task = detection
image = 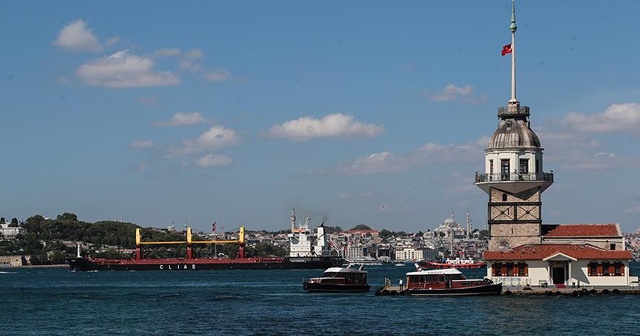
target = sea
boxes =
[2,263,640,336]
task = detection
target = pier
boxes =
[375,284,640,296]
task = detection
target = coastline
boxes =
[11,264,68,269]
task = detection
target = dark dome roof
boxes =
[488,119,540,149]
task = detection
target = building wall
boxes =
[489,223,541,250]
[0,255,24,267]
[488,187,542,250]
[542,237,626,251]
[488,260,636,288]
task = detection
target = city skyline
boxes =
[1,1,640,233]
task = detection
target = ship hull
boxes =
[407,283,502,296]
[66,257,344,272]
[303,282,371,293]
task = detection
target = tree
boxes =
[351,224,372,231]
[57,213,78,222]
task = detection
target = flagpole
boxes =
[509,0,518,106]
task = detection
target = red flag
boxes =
[212,222,216,233]
[501,43,512,56]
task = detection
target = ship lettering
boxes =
[160,265,164,270]
[183,264,188,270]
[192,264,196,270]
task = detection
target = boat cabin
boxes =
[307,265,367,285]
[406,268,486,290]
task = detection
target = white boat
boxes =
[303,263,371,293]
[404,264,502,296]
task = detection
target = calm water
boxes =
[2,264,640,336]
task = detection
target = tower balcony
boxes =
[474,171,554,195]
[498,105,530,118]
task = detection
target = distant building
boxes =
[395,247,438,262]
[433,213,466,239]
[0,223,26,240]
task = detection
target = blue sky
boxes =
[1,1,640,234]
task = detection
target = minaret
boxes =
[466,211,472,240]
[474,0,554,251]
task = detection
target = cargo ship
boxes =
[66,209,344,271]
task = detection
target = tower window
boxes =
[502,194,508,202]
[501,160,510,180]
[519,159,529,174]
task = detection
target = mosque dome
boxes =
[488,119,540,149]
[442,214,458,228]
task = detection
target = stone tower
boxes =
[474,1,554,250]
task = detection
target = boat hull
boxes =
[66,256,344,271]
[407,283,502,296]
[303,282,371,293]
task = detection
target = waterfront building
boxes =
[476,1,635,289]
[0,223,27,239]
[395,247,438,262]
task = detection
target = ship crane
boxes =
[134,226,246,260]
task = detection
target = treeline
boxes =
[0,212,288,265]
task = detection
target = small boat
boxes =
[404,264,502,296]
[303,263,371,293]
[419,257,486,269]
[394,261,406,267]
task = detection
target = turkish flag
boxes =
[501,43,512,56]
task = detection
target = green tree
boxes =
[351,224,372,230]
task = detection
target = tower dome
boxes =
[488,117,541,149]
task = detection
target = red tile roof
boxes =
[484,243,632,261]
[544,224,620,237]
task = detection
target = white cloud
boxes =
[336,139,483,174]
[195,154,233,168]
[167,125,239,157]
[53,19,102,52]
[186,49,203,59]
[179,49,206,72]
[205,69,232,82]
[130,140,154,149]
[76,50,180,88]
[562,103,640,134]
[267,113,384,141]
[153,112,207,127]
[423,84,486,104]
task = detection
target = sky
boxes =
[1,1,640,234]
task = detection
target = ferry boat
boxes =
[303,263,371,293]
[419,257,486,269]
[66,209,344,271]
[404,265,501,296]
